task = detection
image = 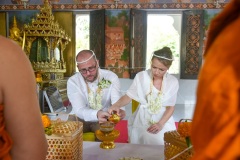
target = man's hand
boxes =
[97,110,111,123]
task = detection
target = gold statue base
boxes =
[95,130,120,149]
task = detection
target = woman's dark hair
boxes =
[151,47,173,68]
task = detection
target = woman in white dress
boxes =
[108,47,179,145]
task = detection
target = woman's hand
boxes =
[119,109,126,120]
[108,94,132,116]
[147,106,174,134]
[147,122,164,134]
[108,105,120,115]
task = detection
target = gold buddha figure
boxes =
[9,16,23,47]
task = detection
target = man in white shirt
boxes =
[67,50,125,139]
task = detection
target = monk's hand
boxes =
[147,123,164,134]
[97,110,110,123]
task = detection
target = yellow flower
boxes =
[41,115,51,128]
[41,115,53,135]
[178,122,192,137]
[177,119,192,147]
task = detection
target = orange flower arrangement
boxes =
[177,119,192,147]
[41,115,53,135]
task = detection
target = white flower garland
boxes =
[146,75,163,115]
[87,78,111,110]
[147,91,163,114]
[98,78,111,89]
[88,89,103,110]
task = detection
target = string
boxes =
[152,52,174,61]
[169,145,193,160]
[76,50,96,64]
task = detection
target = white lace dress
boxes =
[126,70,179,145]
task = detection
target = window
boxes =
[75,13,90,71]
[75,11,182,74]
[146,13,181,74]
[75,13,90,54]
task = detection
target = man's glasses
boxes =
[79,64,97,74]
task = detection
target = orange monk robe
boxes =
[0,105,12,160]
[191,0,240,159]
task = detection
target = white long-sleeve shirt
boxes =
[67,69,122,121]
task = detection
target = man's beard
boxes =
[84,70,98,83]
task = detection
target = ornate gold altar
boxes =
[9,0,71,109]
[9,0,70,89]
[25,0,70,83]
[9,0,71,103]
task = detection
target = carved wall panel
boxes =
[130,9,147,79]
[181,10,204,79]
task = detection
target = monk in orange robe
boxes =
[0,36,48,159]
[191,0,240,159]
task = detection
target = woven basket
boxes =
[45,121,83,160]
[164,130,193,160]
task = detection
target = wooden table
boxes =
[83,141,165,160]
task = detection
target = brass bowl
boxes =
[99,122,115,135]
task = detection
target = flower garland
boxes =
[41,115,52,135]
[87,78,111,110]
[146,76,163,115]
[98,78,111,89]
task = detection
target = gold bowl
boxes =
[108,113,120,124]
[99,122,115,135]
[95,122,120,149]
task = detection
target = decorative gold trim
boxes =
[0,3,226,10]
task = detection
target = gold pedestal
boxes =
[96,114,121,149]
[96,130,120,149]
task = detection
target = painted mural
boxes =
[105,10,130,78]
[202,9,221,54]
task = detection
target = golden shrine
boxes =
[9,0,71,107]
[9,0,70,90]
[24,0,70,84]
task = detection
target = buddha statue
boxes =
[9,16,23,47]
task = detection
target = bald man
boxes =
[67,50,125,140]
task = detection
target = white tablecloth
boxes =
[83,141,165,160]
